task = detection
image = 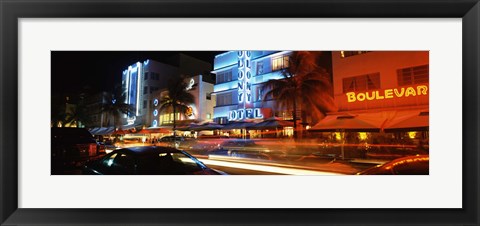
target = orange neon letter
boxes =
[405,87,416,97]
[346,92,356,102]
[417,85,428,95]
[357,93,366,101]
[384,89,394,99]
[366,91,376,100]
[394,88,405,97]
[375,91,384,100]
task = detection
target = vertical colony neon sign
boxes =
[237,51,252,108]
[229,51,263,120]
[123,62,142,125]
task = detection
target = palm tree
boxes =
[262,51,337,139]
[159,75,195,141]
[51,94,68,127]
[64,103,92,128]
[51,93,92,128]
[101,88,135,130]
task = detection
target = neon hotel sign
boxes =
[346,85,428,102]
[228,51,263,121]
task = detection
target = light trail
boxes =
[200,159,344,175]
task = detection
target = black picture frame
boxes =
[1,0,479,225]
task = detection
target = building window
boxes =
[340,51,370,58]
[256,61,264,75]
[143,100,147,109]
[149,87,157,94]
[207,113,211,119]
[216,70,233,84]
[397,64,429,86]
[255,86,263,101]
[150,87,157,94]
[149,72,159,80]
[206,93,211,100]
[143,86,148,95]
[144,72,149,80]
[343,73,381,93]
[271,55,290,71]
[216,93,233,106]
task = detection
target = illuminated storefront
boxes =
[312,51,430,159]
[332,51,429,112]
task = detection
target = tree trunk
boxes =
[173,103,177,144]
[292,99,297,140]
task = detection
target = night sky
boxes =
[51,51,221,96]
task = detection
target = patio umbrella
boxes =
[103,127,116,135]
[91,127,115,135]
[251,117,294,129]
[137,128,170,134]
[88,127,101,134]
[112,129,128,135]
[176,122,200,131]
[191,122,224,131]
[310,113,387,132]
[222,121,256,130]
[384,111,429,132]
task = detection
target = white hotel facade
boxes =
[121,59,178,127]
[121,58,215,129]
[212,51,293,124]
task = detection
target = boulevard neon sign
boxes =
[346,85,428,102]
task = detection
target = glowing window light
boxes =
[284,127,294,137]
[334,132,342,141]
[358,132,368,141]
[185,106,193,117]
[408,131,417,139]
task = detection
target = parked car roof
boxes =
[83,146,225,175]
[356,155,429,175]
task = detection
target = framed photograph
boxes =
[1,0,478,225]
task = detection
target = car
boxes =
[157,135,189,148]
[356,155,429,175]
[83,146,226,175]
[207,139,285,160]
[51,127,100,174]
[99,140,120,154]
[186,136,231,155]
